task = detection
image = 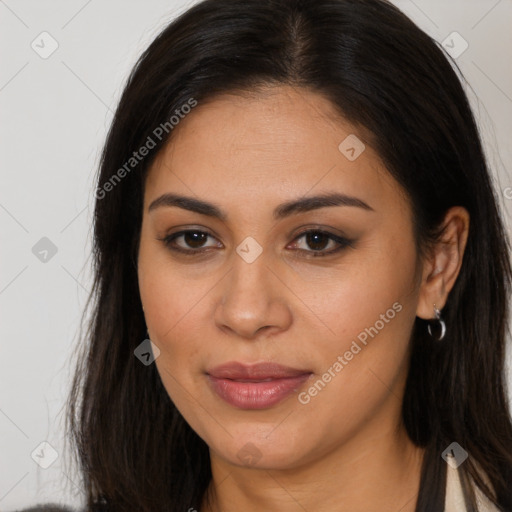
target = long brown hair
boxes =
[66,0,512,510]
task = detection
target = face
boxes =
[137,85,423,470]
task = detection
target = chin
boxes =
[208,428,312,470]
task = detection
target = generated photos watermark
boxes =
[298,301,403,404]
[95,97,198,200]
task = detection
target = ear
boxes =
[416,206,470,320]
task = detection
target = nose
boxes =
[214,252,293,340]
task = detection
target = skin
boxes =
[137,84,469,512]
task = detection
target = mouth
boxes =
[206,362,313,410]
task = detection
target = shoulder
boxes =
[445,463,502,512]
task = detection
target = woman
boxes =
[20,0,512,511]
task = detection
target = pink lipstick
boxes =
[206,362,312,409]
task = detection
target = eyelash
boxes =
[158,229,354,258]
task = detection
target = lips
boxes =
[208,361,310,380]
[206,362,312,409]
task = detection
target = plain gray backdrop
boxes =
[1,0,511,509]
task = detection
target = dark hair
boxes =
[65,0,512,511]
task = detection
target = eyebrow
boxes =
[148,192,374,220]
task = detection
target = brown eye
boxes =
[160,230,221,254]
[303,232,331,251]
[181,231,209,249]
[289,230,354,257]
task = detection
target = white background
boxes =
[1,0,511,510]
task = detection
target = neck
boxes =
[200,421,425,512]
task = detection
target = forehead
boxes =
[143,85,406,217]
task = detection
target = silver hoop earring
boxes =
[427,304,446,341]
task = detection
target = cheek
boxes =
[301,234,418,352]
[299,235,419,404]
[137,237,220,384]
[139,262,204,354]
[138,253,209,413]
[138,228,187,328]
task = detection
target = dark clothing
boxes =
[14,505,77,512]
